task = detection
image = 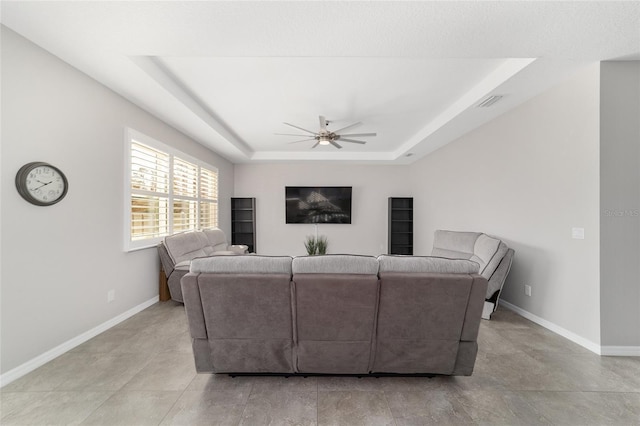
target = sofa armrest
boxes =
[487,248,514,300]
[228,244,249,254]
[181,272,207,339]
[460,275,488,342]
[157,242,175,277]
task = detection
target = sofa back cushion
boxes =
[378,255,480,274]
[202,228,229,252]
[195,272,295,373]
[373,272,485,374]
[292,255,379,374]
[431,230,481,260]
[431,230,508,280]
[292,255,379,275]
[164,231,210,264]
[190,255,292,275]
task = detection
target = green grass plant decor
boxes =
[304,235,317,255]
[316,235,328,255]
[304,235,328,255]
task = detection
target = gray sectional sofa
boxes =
[181,254,487,376]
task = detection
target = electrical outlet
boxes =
[107,290,115,303]
[524,285,532,297]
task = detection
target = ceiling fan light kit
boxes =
[279,115,376,149]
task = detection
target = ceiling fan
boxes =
[276,115,376,149]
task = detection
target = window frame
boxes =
[124,128,219,252]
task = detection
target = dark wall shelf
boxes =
[231,197,256,253]
[388,197,413,255]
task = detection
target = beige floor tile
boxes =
[80,390,181,425]
[160,390,248,425]
[186,372,254,393]
[496,327,592,355]
[454,390,552,425]
[469,352,577,391]
[250,375,318,393]
[122,352,197,391]
[240,389,317,426]
[386,389,474,425]
[1,391,112,426]
[317,376,385,391]
[110,329,183,355]
[1,354,86,392]
[318,390,394,426]
[55,353,151,391]
[523,391,640,425]
[526,351,640,392]
[0,392,48,419]
[70,328,139,354]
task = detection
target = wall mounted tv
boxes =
[285,186,352,224]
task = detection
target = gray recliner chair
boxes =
[431,230,514,319]
[158,228,248,302]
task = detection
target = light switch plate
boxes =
[572,227,585,240]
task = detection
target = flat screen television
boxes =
[285,186,352,224]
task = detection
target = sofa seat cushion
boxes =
[292,255,379,275]
[190,255,292,275]
[378,255,480,274]
[174,260,191,271]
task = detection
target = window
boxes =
[125,129,219,251]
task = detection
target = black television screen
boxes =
[286,186,352,224]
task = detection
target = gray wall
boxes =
[599,61,640,347]
[0,27,234,374]
[234,163,411,256]
[409,64,602,345]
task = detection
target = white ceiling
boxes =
[2,1,639,164]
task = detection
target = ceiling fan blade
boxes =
[332,122,361,134]
[286,138,316,144]
[311,141,320,149]
[319,115,327,131]
[338,132,377,137]
[275,133,313,137]
[337,138,367,144]
[329,141,343,149]
[283,122,317,135]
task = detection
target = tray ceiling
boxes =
[2,1,638,164]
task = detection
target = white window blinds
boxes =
[126,130,219,251]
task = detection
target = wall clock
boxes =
[15,162,69,206]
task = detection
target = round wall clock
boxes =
[15,162,69,206]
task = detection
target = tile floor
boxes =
[1,302,639,425]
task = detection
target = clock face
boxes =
[16,162,68,206]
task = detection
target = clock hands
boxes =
[31,180,53,191]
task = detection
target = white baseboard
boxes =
[499,300,602,355]
[0,296,159,388]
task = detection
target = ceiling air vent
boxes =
[477,95,504,108]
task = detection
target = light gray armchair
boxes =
[432,230,514,319]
